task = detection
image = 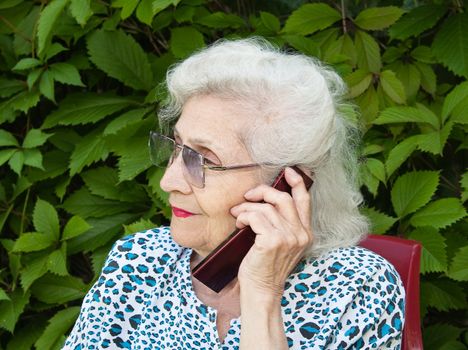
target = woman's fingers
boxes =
[285,167,312,231]
[231,202,282,228]
[239,167,312,229]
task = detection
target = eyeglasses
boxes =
[148,131,262,188]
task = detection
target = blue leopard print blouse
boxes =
[63,226,405,349]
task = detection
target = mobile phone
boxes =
[192,166,313,292]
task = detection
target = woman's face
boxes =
[160,95,263,258]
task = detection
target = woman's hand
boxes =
[229,167,313,298]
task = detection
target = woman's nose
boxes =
[159,152,192,194]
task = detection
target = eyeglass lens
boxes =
[149,132,205,188]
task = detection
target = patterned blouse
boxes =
[63,226,405,349]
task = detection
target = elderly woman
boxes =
[64,38,404,349]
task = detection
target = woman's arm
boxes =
[239,286,288,350]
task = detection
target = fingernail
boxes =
[286,167,298,176]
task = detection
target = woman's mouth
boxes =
[172,206,195,218]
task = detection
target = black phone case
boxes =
[192,166,313,292]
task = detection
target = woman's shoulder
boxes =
[101,226,184,276]
[110,226,181,256]
[291,245,403,290]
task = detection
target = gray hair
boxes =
[158,37,369,257]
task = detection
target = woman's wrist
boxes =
[239,283,288,350]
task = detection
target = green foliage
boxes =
[0,0,467,348]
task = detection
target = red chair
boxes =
[359,234,423,350]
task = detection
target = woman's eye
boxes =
[202,152,220,165]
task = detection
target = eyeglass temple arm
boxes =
[204,163,269,171]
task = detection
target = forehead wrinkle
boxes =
[174,124,248,163]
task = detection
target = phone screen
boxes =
[192,166,313,292]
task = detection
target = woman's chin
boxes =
[169,221,204,250]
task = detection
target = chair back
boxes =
[359,234,423,350]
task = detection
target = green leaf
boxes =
[421,280,468,311]
[69,128,109,175]
[442,81,468,124]
[28,149,68,182]
[196,12,244,29]
[22,129,52,148]
[354,30,381,73]
[91,243,114,275]
[389,4,446,40]
[416,121,453,155]
[34,307,80,350]
[37,0,70,58]
[23,148,44,169]
[344,69,372,98]
[170,27,204,59]
[152,0,176,16]
[414,62,436,95]
[147,167,170,209]
[411,46,435,64]
[9,90,41,113]
[6,320,45,350]
[380,70,406,104]
[360,163,379,196]
[423,324,464,350]
[448,245,468,281]
[374,106,439,129]
[282,35,320,57]
[409,227,447,273]
[0,289,30,332]
[12,232,55,253]
[282,3,340,35]
[354,6,403,31]
[260,11,280,33]
[123,218,156,234]
[0,150,20,169]
[8,150,24,175]
[361,207,397,234]
[62,215,91,240]
[70,0,92,26]
[62,188,130,219]
[44,42,68,61]
[49,62,84,87]
[461,172,468,202]
[0,0,23,9]
[87,29,153,91]
[0,289,9,301]
[31,274,87,304]
[365,158,386,183]
[103,108,148,135]
[12,58,42,70]
[433,13,468,79]
[26,68,43,89]
[117,136,152,181]
[20,254,48,291]
[393,63,420,102]
[0,78,24,98]
[0,130,18,147]
[136,0,153,25]
[81,166,119,199]
[362,144,384,156]
[39,69,55,102]
[47,244,68,276]
[113,0,139,19]
[42,93,138,128]
[13,6,40,56]
[33,198,60,240]
[67,213,136,254]
[391,171,439,218]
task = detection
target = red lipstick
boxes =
[172,206,195,218]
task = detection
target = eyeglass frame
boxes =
[148,131,268,188]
